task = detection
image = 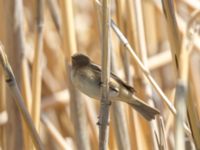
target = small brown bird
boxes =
[70,53,159,121]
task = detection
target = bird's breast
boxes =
[71,68,101,99]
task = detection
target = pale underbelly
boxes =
[71,71,101,100]
[77,77,101,99]
[71,69,121,101]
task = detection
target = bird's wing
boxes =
[111,73,136,93]
[90,63,118,93]
[90,63,135,93]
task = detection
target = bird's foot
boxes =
[96,115,110,126]
[96,120,110,126]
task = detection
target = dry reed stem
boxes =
[182,0,200,10]
[31,0,44,132]
[47,0,61,34]
[143,0,158,55]
[21,55,33,150]
[157,116,168,150]
[177,11,200,149]
[42,89,69,110]
[122,44,138,150]
[67,68,91,150]
[60,0,90,149]
[4,0,25,148]
[186,10,200,53]
[0,2,6,149]
[98,0,111,149]
[124,1,140,149]
[111,51,131,150]
[122,51,138,149]
[108,120,117,150]
[187,52,200,150]
[0,0,196,149]
[0,67,6,149]
[153,0,200,53]
[42,69,60,92]
[165,89,175,138]
[174,31,190,149]
[174,81,187,150]
[41,114,67,149]
[132,0,158,149]
[161,0,181,75]
[126,0,141,75]
[0,44,44,150]
[59,0,76,59]
[55,109,75,138]
[13,0,32,147]
[85,99,98,150]
[105,0,131,149]
[24,49,61,93]
[22,58,32,114]
[148,50,172,70]
[111,21,191,136]
[133,0,148,66]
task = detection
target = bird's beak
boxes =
[71,55,75,61]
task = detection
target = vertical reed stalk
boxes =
[112,0,131,149]
[4,0,26,149]
[22,57,33,149]
[125,1,140,149]
[31,0,44,132]
[47,0,61,34]
[174,81,187,150]
[161,1,189,149]
[157,117,169,150]
[111,50,131,150]
[60,0,90,149]
[99,0,111,149]
[133,0,159,149]
[187,52,200,149]
[161,0,181,74]
[0,67,6,150]
[0,1,6,149]
[185,11,200,150]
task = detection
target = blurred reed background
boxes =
[0,0,199,150]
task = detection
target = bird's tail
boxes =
[127,96,159,121]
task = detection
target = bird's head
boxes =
[71,53,91,68]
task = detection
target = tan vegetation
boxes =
[0,0,199,150]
